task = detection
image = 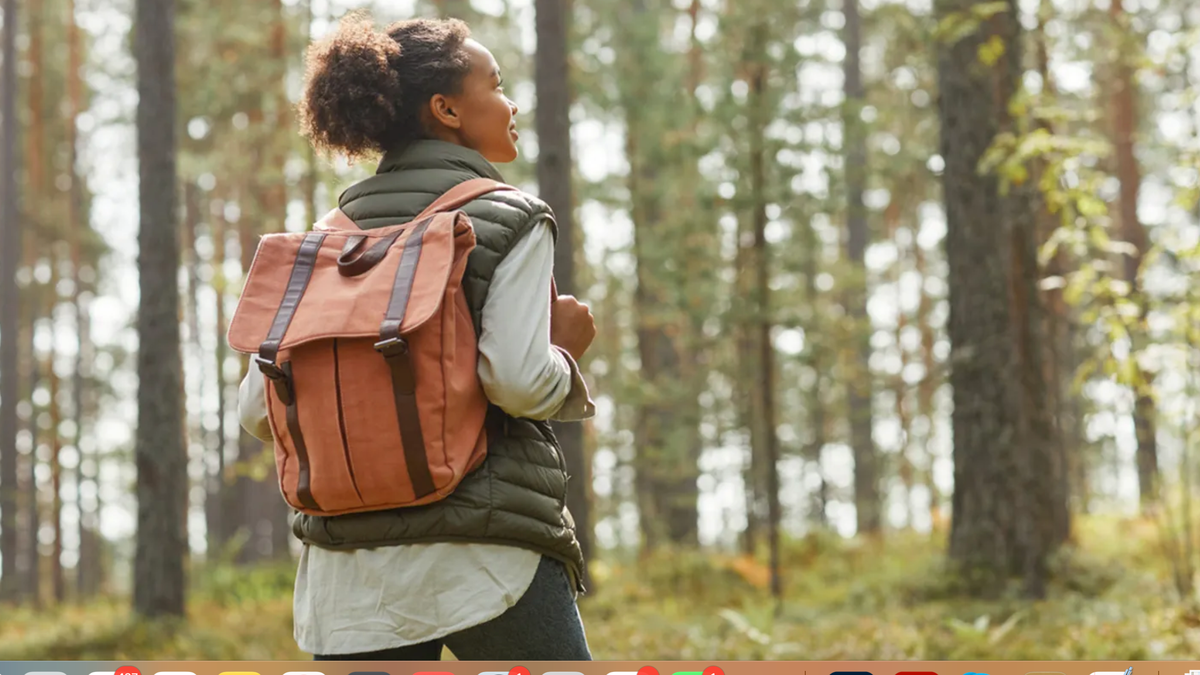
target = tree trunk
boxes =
[48,310,64,604]
[842,0,881,537]
[22,0,46,607]
[1108,0,1158,510]
[621,0,700,549]
[801,196,828,528]
[0,0,21,605]
[23,326,41,607]
[208,208,229,553]
[67,0,95,601]
[936,0,1064,597]
[534,0,593,574]
[747,20,782,609]
[1032,2,1073,540]
[134,0,187,617]
[914,238,942,526]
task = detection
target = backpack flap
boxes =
[226,211,475,357]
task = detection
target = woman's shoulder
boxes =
[462,183,555,240]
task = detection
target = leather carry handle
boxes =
[337,231,401,277]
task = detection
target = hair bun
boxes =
[298,13,405,159]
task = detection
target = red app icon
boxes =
[704,668,724,675]
[638,668,659,675]
[509,668,531,675]
[115,667,141,675]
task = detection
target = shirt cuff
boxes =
[550,346,596,422]
[238,369,276,442]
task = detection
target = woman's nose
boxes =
[508,97,519,115]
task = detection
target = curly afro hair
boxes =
[298,13,473,160]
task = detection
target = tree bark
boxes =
[534,0,593,574]
[747,20,782,608]
[621,0,701,549]
[134,0,187,617]
[48,307,64,604]
[21,0,46,607]
[208,208,229,553]
[937,0,1065,597]
[0,0,22,604]
[842,0,881,537]
[1108,0,1158,510]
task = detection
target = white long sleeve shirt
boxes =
[237,221,593,655]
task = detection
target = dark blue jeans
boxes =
[313,555,592,661]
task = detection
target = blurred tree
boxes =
[133,0,187,617]
[534,0,593,572]
[1106,0,1158,510]
[842,0,881,537]
[617,0,701,548]
[937,0,1065,597]
[0,0,19,605]
[22,0,47,607]
[744,16,782,605]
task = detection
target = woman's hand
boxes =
[550,295,596,363]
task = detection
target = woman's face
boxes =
[428,39,520,163]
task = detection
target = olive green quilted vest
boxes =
[290,140,585,591]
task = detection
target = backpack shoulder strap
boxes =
[413,178,519,221]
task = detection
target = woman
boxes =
[238,14,596,662]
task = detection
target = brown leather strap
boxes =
[374,216,436,499]
[254,231,325,511]
[282,361,320,511]
[257,231,326,365]
[338,231,401,277]
[413,178,518,221]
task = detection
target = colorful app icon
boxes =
[509,668,531,675]
[283,672,325,675]
[672,671,702,675]
[115,668,141,675]
[636,668,659,675]
[897,671,938,675]
[703,668,724,675]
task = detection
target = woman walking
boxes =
[238,13,596,661]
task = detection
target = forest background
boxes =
[0,0,1199,661]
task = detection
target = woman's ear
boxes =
[429,93,462,130]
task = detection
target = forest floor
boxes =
[1,515,1198,660]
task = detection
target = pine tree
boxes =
[133,0,187,617]
[534,0,593,571]
[0,0,21,605]
[937,0,1065,596]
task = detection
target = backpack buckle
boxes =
[374,336,409,358]
[254,355,287,381]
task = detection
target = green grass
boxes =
[1,515,1197,660]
